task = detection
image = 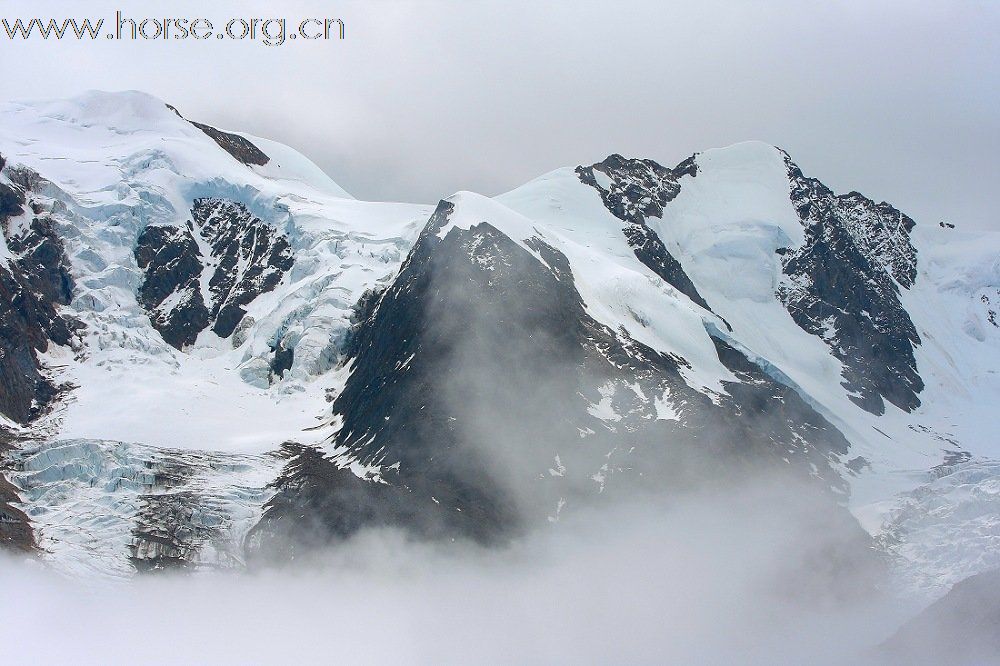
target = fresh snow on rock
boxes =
[497,170,734,396]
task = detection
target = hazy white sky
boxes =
[1,0,996,229]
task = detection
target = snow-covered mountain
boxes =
[1,91,998,598]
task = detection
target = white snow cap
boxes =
[23,89,186,134]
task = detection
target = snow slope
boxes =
[0,90,431,454]
[452,187,735,396]
[645,144,1000,519]
[493,143,1000,485]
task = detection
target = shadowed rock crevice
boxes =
[269,342,294,381]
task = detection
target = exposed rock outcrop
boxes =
[778,154,923,414]
[135,198,292,349]
[0,161,80,424]
[577,154,712,312]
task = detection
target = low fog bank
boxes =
[0,481,934,665]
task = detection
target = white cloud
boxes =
[0,485,915,665]
[0,0,995,229]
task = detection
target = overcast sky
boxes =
[2,0,997,230]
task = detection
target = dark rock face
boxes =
[135,198,292,349]
[246,443,491,562]
[191,122,270,167]
[192,198,293,338]
[0,164,80,424]
[0,157,23,217]
[0,160,84,552]
[268,342,294,381]
[878,568,1000,665]
[779,154,923,415]
[710,335,851,466]
[0,433,34,553]
[250,200,867,563]
[164,104,269,167]
[0,482,33,552]
[135,225,210,349]
[576,154,712,312]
